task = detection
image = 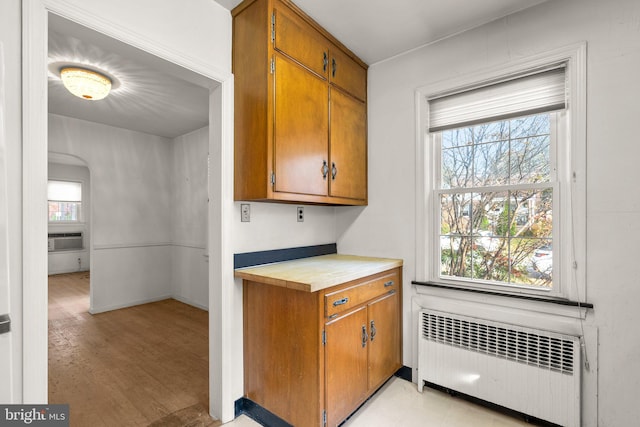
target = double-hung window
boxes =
[436,110,557,288]
[418,46,586,300]
[48,180,82,222]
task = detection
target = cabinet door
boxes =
[329,48,366,101]
[368,291,401,390]
[273,5,328,78]
[274,54,329,196]
[329,88,367,201]
[325,306,368,427]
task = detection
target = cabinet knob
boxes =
[323,52,328,73]
[332,58,337,78]
[370,320,376,342]
[331,162,337,180]
[384,281,394,287]
[322,160,329,179]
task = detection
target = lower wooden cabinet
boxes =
[243,267,402,427]
[325,305,368,427]
[325,290,399,426]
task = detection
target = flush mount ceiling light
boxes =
[60,67,112,100]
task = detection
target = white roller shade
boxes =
[48,180,81,202]
[428,66,566,132]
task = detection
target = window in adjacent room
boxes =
[48,180,82,222]
[417,45,586,300]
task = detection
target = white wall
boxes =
[56,0,232,77]
[47,163,90,275]
[171,126,209,309]
[336,0,640,425]
[48,118,211,311]
[233,203,337,254]
[0,26,15,405]
[1,0,23,403]
[49,114,174,312]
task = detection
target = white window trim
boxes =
[415,43,587,304]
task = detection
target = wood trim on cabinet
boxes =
[232,0,270,200]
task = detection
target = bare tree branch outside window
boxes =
[438,113,554,288]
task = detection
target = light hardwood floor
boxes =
[48,272,220,427]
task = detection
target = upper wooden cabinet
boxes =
[273,4,328,79]
[329,88,367,200]
[232,0,368,205]
[329,48,367,102]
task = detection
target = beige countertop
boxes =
[234,254,403,292]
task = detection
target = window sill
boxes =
[48,222,86,225]
[412,280,593,308]
[48,248,86,254]
[412,280,592,321]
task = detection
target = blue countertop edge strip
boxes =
[412,280,594,309]
[234,243,337,269]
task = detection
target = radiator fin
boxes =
[421,311,574,374]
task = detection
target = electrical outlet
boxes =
[297,206,304,222]
[241,204,251,222]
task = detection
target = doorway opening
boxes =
[23,1,235,419]
[45,13,218,425]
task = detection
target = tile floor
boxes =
[223,377,531,427]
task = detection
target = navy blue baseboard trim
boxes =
[234,243,337,269]
[234,397,293,427]
[394,365,412,382]
[234,372,558,427]
[234,371,411,427]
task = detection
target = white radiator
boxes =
[418,309,580,426]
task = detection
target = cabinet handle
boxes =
[0,314,10,335]
[361,325,368,348]
[323,52,328,73]
[332,58,337,78]
[331,162,337,180]
[333,297,349,306]
[384,281,394,288]
[322,160,329,179]
[370,320,376,342]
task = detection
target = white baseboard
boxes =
[48,268,90,276]
[172,294,209,311]
[89,294,172,314]
[89,294,209,314]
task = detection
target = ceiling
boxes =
[48,0,547,141]
[216,0,548,64]
[48,14,214,139]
